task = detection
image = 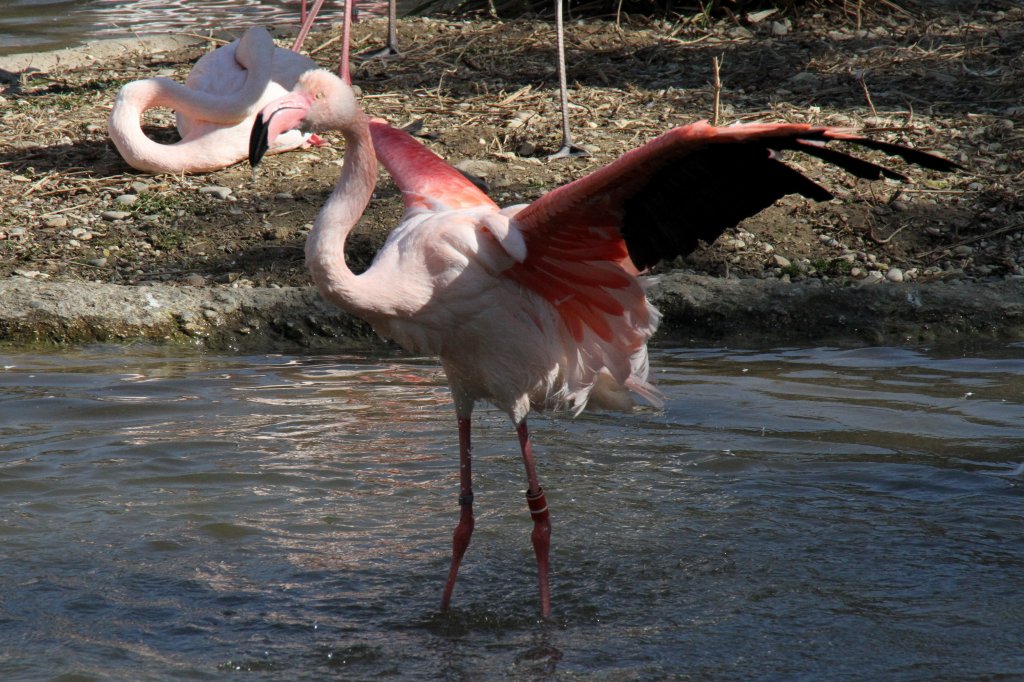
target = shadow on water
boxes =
[0,342,1022,678]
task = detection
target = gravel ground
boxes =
[0,3,1021,349]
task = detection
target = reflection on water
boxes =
[0,0,374,56]
[0,343,1022,678]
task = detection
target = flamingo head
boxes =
[249,69,362,167]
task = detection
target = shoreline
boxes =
[2,274,1021,352]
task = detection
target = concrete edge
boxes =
[2,275,1021,352]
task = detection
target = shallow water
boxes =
[1,343,1022,679]
[0,0,378,56]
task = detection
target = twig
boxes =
[310,33,343,56]
[916,222,1024,259]
[177,32,230,45]
[868,223,907,244]
[856,71,877,117]
[498,85,533,106]
[711,55,722,126]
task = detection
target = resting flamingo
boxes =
[108,26,319,173]
[249,69,956,618]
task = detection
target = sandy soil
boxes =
[0,3,1021,348]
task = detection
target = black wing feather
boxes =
[620,133,956,270]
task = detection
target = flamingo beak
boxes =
[249,111,272,167]
[249,93,314,167]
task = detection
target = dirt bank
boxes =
[0,4,1021,351]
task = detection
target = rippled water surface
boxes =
[0,0,370,55]
[1,344,1023,679]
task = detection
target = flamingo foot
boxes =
[440,493,474,611]
[548,141,590,160]
[526,487,552,619]
[356,44,400,62]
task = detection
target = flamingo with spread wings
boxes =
[249,69,956,618]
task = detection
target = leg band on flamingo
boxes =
[459,491,474,506]
[526,487,549,522]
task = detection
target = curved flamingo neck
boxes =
[108,80,234,173]
[305,111,380,316]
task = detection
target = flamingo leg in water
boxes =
[549,0,589,159]
[441,416,475,611]
[518,420,552,619]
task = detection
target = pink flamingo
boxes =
[249,69,955,617]
[108,27,319,173]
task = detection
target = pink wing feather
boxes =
[369,120,498,212]
[505,120,956,345]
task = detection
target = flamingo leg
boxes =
[441,416,475,611]
[357,0,400,60]
[548,0,589,159]
[292,0,326,52]
[517,419,552,618]
[339,0,354,84]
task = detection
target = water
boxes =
[0,0,368,56]
[1,343,1022,679]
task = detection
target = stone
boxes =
[44,216,69,228]
[101,210,131,221]
[114,194,138,206]
[199,185,232,200]
[857,271,885,286]
[885,268,905,283]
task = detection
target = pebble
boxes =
[274,192,294,200]
[857,271,885,286]
[953,245,974,257]
[183,274,206,287]
[87,257,108,267]
[773,254,791,268]
[200,185,233,200]
[8,227,28,240]
[130,181,151,194]
[455,159,503,178]
[885,267,905,283]
[71,227,93,241]
[44,216,69,228]
[516,141,536,157]
[101,210,131,221]
[263,226,292,241]
[114,194,138,206]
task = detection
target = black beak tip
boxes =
[249,112,270,168]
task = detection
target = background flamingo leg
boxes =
[548,0,589,159]
[358,0,400,59]
[517,420,552,618]
[441,416,475,611]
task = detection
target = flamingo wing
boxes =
[512,121,957,270]
[503,121,956,348]
[369,120,498,213]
